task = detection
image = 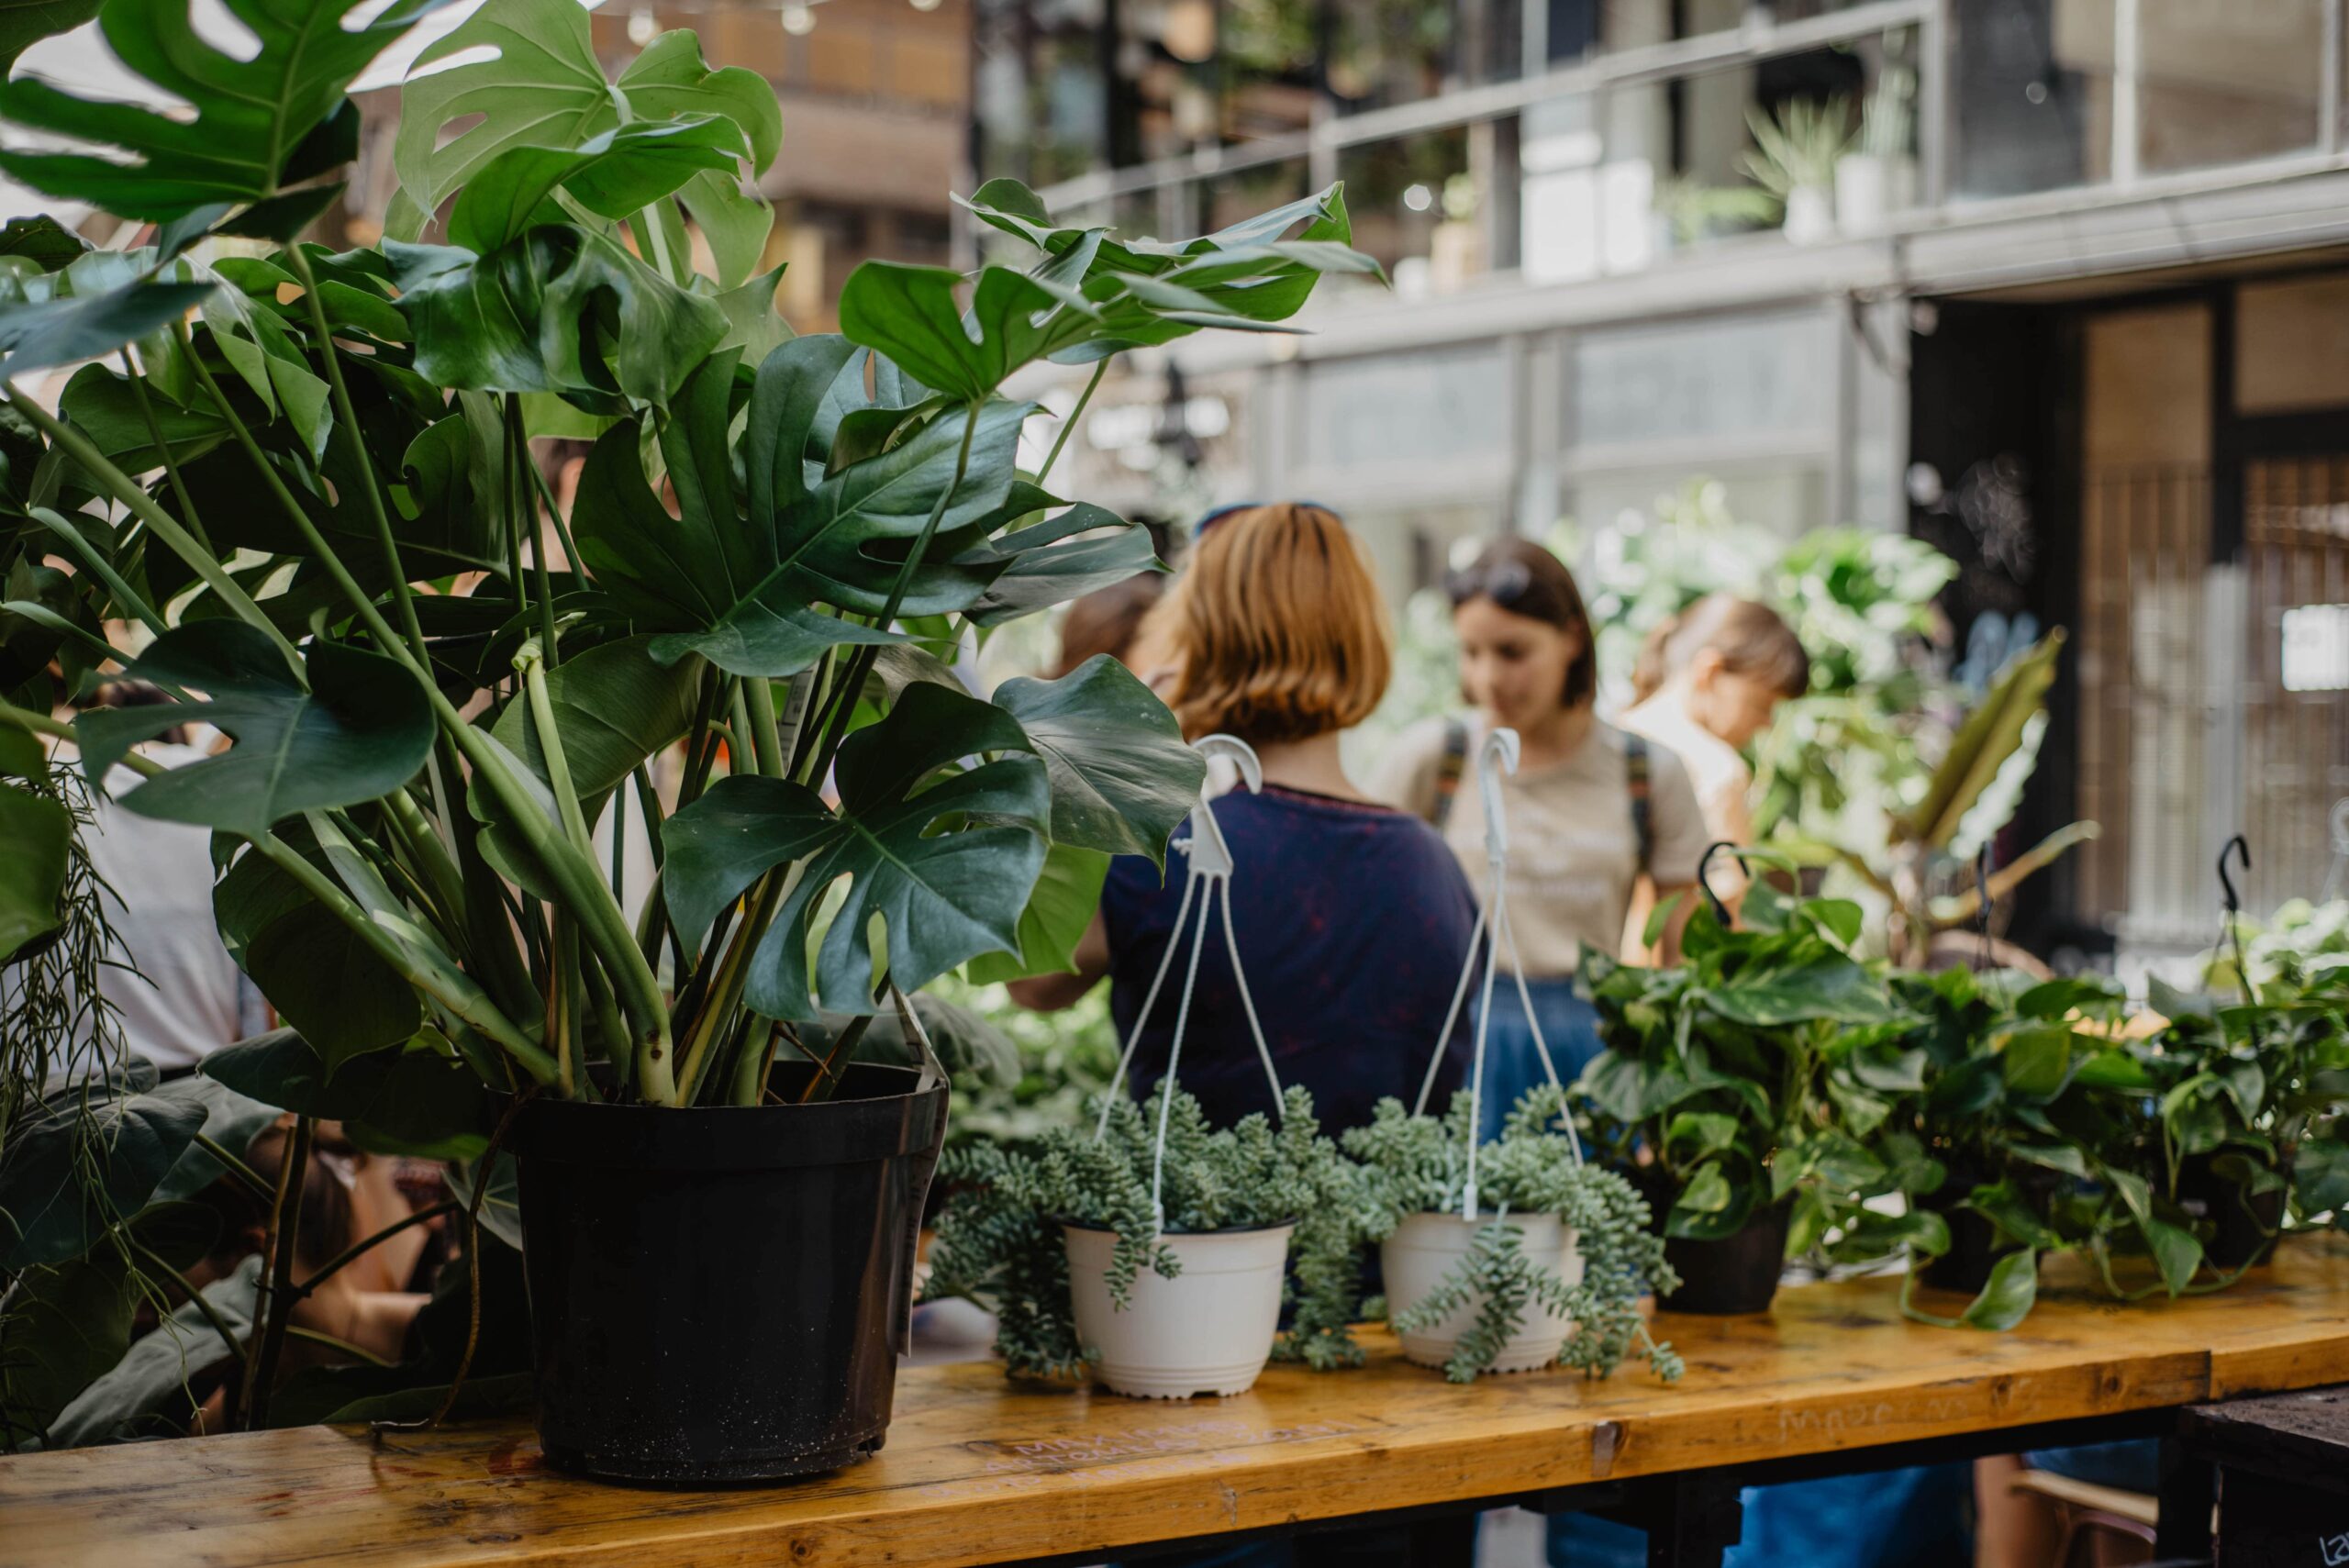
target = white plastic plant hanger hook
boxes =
[1411,726,1581,1221]
[1096,734,1286,1240]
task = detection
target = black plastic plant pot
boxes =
[2176,1153,2287,1273]
[507,1061,948,1486]
[1917,1157,2005,1296]
[1658,1201,1794,1316]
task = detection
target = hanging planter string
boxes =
[1409,728,1579,1219]
[1097,734,1286,1238]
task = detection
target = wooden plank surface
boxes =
[6,1235,2348,1568]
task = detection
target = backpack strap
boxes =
[1624,731,1654,875]
[1431,716,1470,829]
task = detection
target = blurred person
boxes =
[75,683,268,1074]
[1375,538,1707,1145]
[1010,502,1478,1140]
[1053,572,1164,678]
[1620,594,1809,934]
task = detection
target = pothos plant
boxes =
[1342,1084,1682,1385]
[0,0,1372,1436]
[920,1084,1362,1381]
[1578,881,1941,1256]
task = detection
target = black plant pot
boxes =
[2176,1153,2287,1273]
[507,1061,948,1485]
[1917,1156,2005,1296]
[1658,1200,1793,1315]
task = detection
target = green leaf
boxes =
[0,778,68,962]
[447,117,745,255]
[2071,1048,2154,1091]
[965,841,1109,984]
[387,227,726,410]
[213,832,421,1067]
[1705,955,1899,1027]
[1998,1026,2074,1098]
[1665,1158,1757,1240]
[965,499,1161,626]
[144,1076,278,1206]
[746,334,861,530]
[202,1029,490,1161]
[838,261,1097,405]
[487,636,704,803]
[2140,1216,2204,1295]
[45,1256,259,1447]
[0,1246,140,1439]
[0,1087,207,1272]
[1959,1250,2040,1330]
[989,654,1203,866]
[615,28,783,171]
[709,263,793,362]
[2295,1137,2349,1215]
[763,395,1030,617]
[0,0,440,221]
[76,622,434,840]
[1899,630,2065,849]
[0,267,213,379]
[662,682,1051,1016]
[388,0,630,235]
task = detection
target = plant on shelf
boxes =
[2202,897,2349,994]
[1739,95,1853,241]
[1577,879,1943,1314]
[0,0,1373,1472]
[921,1084,1364,1392]
[1342,1084,1681,1384]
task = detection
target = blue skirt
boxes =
[1469,976,1604,1143]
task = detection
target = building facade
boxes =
[974,0,2349,965]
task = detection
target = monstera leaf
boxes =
[0,258,212,380]
[0,0,446,224]
[838,262,1097,406]
[964,497,1161,626]
[446,117,747,256]
[213,826,421,1066]
[990,655,1202,865]
[76,621,435,840]
[662,684,1050,1017]
[391,0,778,284]
[388,227,725,409]
[955,180,1381,360]
[486,636,704,802]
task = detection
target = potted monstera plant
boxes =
[0,0,1372,1479]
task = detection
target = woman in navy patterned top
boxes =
[1010,502,1477,1136]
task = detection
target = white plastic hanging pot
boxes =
[1064,1221,1295,1398]
[1382,1211,1584,1373]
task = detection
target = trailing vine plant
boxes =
[923,1084,1363,1379]
[1344,1085,1682,1384]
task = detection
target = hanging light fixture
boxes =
[627,6,657,44]
[781,0,817,33]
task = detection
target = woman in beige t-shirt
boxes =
[1374,537,1707,1143]
[1620,594,1810,936]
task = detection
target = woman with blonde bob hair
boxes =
[1012,502,1478,1139]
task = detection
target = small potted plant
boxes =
[1578,880,1912,1314]
[1740,95,1853,243]
[1834,66,1915,232]
[1345,1084,1681,1384]
[923,1084,1362,1396]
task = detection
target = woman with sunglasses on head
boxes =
[1010,501,1479,1143]
[1373,536,1710,1145]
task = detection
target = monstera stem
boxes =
[805,399,983,780]
[286,243,428,667]
[1037,358,1106,487]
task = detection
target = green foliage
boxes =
[1344,1084,1681,1383]
[924,1085,1361,1380]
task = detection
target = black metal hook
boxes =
[1694,840,1739,926]
[1975,841,1994,972]
[2217,834,2250,918]
[2218,834,2255,1005]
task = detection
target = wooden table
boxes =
[8,1235,2349,1568]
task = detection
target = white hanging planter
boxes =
[1064,1222,1296,1398]
[1382,1211,1584,1373]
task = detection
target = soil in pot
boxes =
[1380,1212,1583,1373]
[1657,1201,1793,1316]
[507,1060,948,1486]
[1063,1221,1293,1398]
[2176,1154,2287,1272]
